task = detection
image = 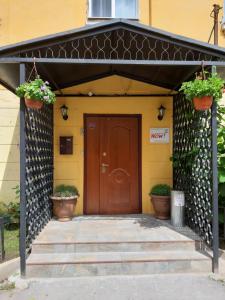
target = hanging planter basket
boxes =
[25,98,44,109]
[192,96,213,111]
[179,63,224,111]
[16,58,56,110]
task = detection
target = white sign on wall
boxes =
[150,128,169,144]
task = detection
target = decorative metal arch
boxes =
[13,28,217,61]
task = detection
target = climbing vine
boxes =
[218,104,225,208]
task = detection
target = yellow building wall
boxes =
[0,0,150,45]
[0,85,19,203]
[1,0,225,46]
[54,76,173,214]
[151,0,225,46]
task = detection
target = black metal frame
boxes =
[0,19,221,276]
[211,66,219,272]
[19,63,26,277]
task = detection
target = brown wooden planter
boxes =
[151,195,170,220]
[50,196,78,221]
[193,96,213,111]
[25,98,43,109]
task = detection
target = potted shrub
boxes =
[16,77,56,109]
[179,72,224,111]
[150,184,171,220]
[50,185,79,222]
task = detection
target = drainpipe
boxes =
[221,1,225,35]
[213,4,221,45]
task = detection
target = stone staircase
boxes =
[26,215,212,277]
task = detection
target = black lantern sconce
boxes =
[157,105,166,121]
[60,105,68,120]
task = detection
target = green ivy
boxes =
[170,147,199,174]
[218,104,225,210]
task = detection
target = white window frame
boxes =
[88,0,138,19]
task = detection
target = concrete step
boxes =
[26,251,211,278]
[32,240,201,254]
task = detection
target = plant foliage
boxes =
[16,77,56,104]
[53,185,79,197]
[170,147,199,173]
[179,72,224,102]
[0,186,20,229]
[150,184,171,196]
[218,104,225,212]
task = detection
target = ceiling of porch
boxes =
[60,75,171,96]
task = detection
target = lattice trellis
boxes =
[25,104,53,250]
[173,93,213,246]
[13,28,219,61]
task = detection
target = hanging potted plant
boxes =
[179,71,224,111]
[16,60,56,109]
[150,184,171,220]
[16,76,56,109]
[50,185,79,222]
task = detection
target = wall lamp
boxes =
[157,105,166,121]
[60,104,69,120]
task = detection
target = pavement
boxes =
[0,273,225,300]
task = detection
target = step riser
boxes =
[26,260,212,278]
[32,241,201,254]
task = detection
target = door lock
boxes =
[101,163,109,173]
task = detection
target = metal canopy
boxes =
[0,19,225,92]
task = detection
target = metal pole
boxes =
[19,63,26,277]
[213,4,221,45]
[211,66,219,273]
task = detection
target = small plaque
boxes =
[150,128,169,144]
[60,136,73,155]
[174,193,185,207]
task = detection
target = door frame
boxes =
[83,114,142,215]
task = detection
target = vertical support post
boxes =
[19,63,26,277]
[211,65,219,273]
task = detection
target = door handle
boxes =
[102,163,109,167]
[101,163,109,173]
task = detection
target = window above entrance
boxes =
[88,0,138,20]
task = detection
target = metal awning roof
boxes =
[0,19,225,93]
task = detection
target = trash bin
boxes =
[171,190,185,227]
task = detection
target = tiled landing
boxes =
[27,215,212,277]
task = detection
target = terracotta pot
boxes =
[192,96,213,111]
[50,196,78,221]
[25,98,43,109]
[151,195,170,220]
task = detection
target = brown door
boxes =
[84,115,141,215]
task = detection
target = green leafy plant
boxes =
[179,72,224,102]
[218,104,225,211]
[16,77,56,104]
[150,184,171,196]
[170,147,199,173]
[4,202,20,229]
[0,202,7,216]
[0,186,20,228]
[53,185,79,197]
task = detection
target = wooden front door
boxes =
[84,115,141,215]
